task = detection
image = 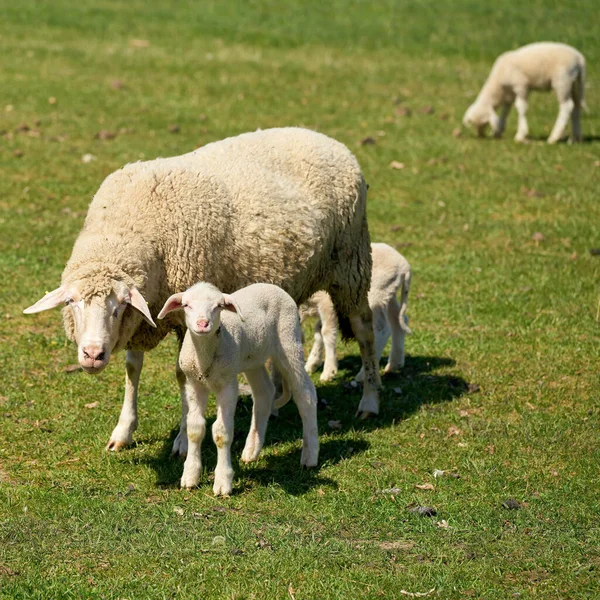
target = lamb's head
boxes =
[158,282,243,337]
[463,102,498,137]
[23,269,155,374]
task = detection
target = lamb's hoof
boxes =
[305,362,321,375]
[356,410,377,420]
[105,439,130,452]
[354,369,365,383]
[213,480,233,497]
[320,368,337,383]
[241,440,261,464]
[171,431,188,458]
[514,136,528,143]
[180,472,200,489]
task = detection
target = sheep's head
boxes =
[24,274,155,374]
[158,282,243,337]
[463,102,497,137]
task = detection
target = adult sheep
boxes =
[24,127,381,453]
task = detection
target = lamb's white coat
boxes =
[463,42,586,143]
[301,243,412,382]
[158,282,319,495]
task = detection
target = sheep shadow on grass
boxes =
[138,353,468,494]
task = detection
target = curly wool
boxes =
[60,127,372,353]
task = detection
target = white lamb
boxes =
[301,243,412,383]
[463,42,586,144]
[158,282,319,496]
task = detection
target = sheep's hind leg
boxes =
[241,366,274,463]
[350,303,382,418]
[106,349,143,451]
[384,297,406,372]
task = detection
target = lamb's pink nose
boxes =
[196,319,210,330]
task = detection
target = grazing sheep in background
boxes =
[23,127,380,455]
[463,42,586,143]
[301,243,412,382]
[158,282,319,495]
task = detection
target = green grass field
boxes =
[1,1,600,598]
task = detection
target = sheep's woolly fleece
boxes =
[61,127,372,351]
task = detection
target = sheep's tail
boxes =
[273,376,292,409]
[398,271,413,335]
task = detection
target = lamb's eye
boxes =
[64,298,73,306]
[112,307,120,319]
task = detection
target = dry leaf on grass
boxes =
[531,232,545,243]
[96,130,116,140]
[408,506,437,517]
[452,127,462,137]
[415,483,434,491]
[168,124,180,133]
[400,588,435,598]
[84,401,99,409]
[390,161,406,170]
[129,39,150,48]
[360,136,376,146]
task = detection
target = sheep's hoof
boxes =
[356,410,376,420]
[105,439,130,452]
[320,368,337,382]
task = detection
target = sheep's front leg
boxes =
[106,349,143,451]
[241,366,274,463]
[212,381,239,496]
[514,96,529,142]
[171,359,189,457]
[355,307,389,382]
[180,379,208,488]
[548,98,574,144]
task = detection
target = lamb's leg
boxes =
[180,379,208,489]
[571,98,582,143]
[106,349,143,451]
[212,381,239,496]
[355,307,389,382]
[494,103,511,138]
[304,318,324,374]
[514,95,529,142]
[548,97,574,144]
[241,366,274,463]
[275,344,319,467]
[384,297,405,372]
[171,359,189,457]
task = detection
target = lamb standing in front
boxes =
[23,127,380,454]
[463,42,586,143]
[158,282,319,495]
[302,243,412,382]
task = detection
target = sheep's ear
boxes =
[157,293,184,320]
[127,287,157,328]
[23,286,66,314]
[221,294,244,321]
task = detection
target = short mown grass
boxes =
[1,1,599,598]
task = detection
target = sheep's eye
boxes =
[112,309,119,318]
[64,298,73,306]
[181,302,188,309]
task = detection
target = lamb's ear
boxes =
[157,293,184,320]
[221,294,244,321]
[127,287,157,327]
[23,287,66,314]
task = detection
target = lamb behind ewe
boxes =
[158,282,319,495]
[301,243,412,383]
[463,42,586,143]
[23,127,380,454]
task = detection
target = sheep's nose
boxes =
[197,319,210,330]
[83,346,106,361]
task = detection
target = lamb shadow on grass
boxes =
[137,353,467,493]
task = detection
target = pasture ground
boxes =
[1,1,599,598]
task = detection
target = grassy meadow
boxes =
[1,1,599,598]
